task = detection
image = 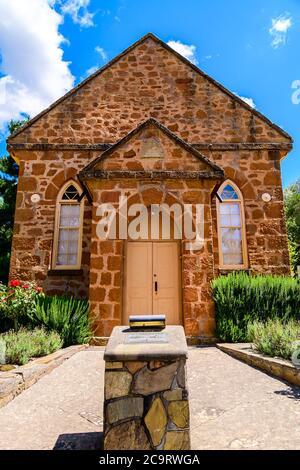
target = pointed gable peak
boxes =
[80,118,223,176]
[8,32,292,143]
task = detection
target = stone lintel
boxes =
[7,143,111,151]
[7,142,293,151]
[104,326,188,362]
[47,269,84,277]
[193,142,293,151]
[80,169,224,181]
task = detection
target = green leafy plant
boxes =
[247,319,300,360]
[212,273,300,342]
[0,280,43,331]
[0,118,29,284]
[28,295,92,346]
[284,178,300,274]
[2,327,62,365]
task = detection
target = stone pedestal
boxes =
[103,326,190,450]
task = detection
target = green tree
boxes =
[284,178,300,274]
[0,118,29,283]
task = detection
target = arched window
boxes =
[216,181,248,269]
[52,181,84,269]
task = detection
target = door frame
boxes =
[122,239,183,325]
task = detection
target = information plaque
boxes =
[124,331,169,344]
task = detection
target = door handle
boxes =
[154,281,158,293]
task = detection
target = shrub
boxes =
[212,273,300,342]
[28,295,92,346]
[2,327,63,365]
[0,281,43,331]
[247,319,300,360]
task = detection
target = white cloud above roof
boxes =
[269,14,292,48]
[0,0,74,131]
[234,93,256,108]
[167,40,198,65]
[83,45,108,79]
[95,46,107,62]
[59,0,95,28]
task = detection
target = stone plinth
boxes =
[103,326,190,450]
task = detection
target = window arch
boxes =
[216,180,248,269]
[52,181,84,270]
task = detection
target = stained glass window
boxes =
[61,185,80,201]
[53,183,83,268]
[220,184,239,201]
[217,182,247,267]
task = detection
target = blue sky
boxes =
[0,0,299,187]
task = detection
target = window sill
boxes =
[218,268,251,276]
[47,269,84,277]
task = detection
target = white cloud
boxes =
[85,65,98,77]
[167,40,198,65]
[95,46,107,62]
[269,14,292,48]
[0,0,75,132]
[201,53,220,62]
[83,45,107,79]
[235,94,256,108]
[59,0,94,28]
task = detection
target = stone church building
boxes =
[7,33,292,343]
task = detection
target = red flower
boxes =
[35,287,43,293]
[22,284,29,289]
[9,280,21,288]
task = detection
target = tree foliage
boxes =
[0,118,29,283]
[284,179,300,274]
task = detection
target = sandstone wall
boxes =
[9,36,290,146]
[7,34,292,332]
[9,149,94,297]
[88,180,216,338]
[207,149,290,274]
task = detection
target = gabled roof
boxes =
[8,32,292,142]
[79,118,224,177]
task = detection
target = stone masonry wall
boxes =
[104,358,190,450]
[88,179,216,339]
[9,149,94,297]
[97,123,217,173]
[208,149,290,274]
[9,36,290,146]
[7,34,292,334]
[9,145,290,300]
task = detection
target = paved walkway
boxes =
[189,347,300,450]
[0,347,300,450]
[0,347,104,450]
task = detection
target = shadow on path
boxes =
[54,432,103,450]
[274,386,300,401]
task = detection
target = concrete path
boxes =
[189,347,300,450]
[0,346,300,450]
[0,347,104,450]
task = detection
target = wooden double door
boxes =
[124,242,181,325]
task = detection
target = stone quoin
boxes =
[7,33,292,343]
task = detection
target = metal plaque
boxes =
[124,332,169,345]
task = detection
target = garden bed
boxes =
[0,344,88,409]
[217,343,300,388]
[212,273,300,343]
